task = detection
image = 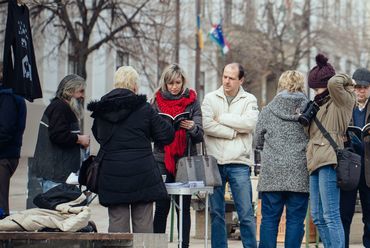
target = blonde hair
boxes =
[277,70,305,93]
[114,66,139,91]
[159,63,187,92]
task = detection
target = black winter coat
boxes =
[87,88,174,206]
[0,87,27,159]
[33,98,81,182]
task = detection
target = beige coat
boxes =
[0,195,90,232]
[307,74,356,173]
[202,86,259,166]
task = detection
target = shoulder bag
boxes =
[314,118,361,191]
[78,125,116,193]
[175,138,222,187]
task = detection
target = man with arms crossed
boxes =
[202,63,259,248]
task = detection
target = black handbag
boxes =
[175,139,222,187]
[78,126,116,193]
[314,118,361,191]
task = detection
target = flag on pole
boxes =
[209,22,230,54]
[196,15,204,49]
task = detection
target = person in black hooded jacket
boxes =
[0,63,26,219]
[87,66,174,233]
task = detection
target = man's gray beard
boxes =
[69,97,84,120]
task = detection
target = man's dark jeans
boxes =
[340,164,370,248]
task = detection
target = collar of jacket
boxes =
[215,86,247,103]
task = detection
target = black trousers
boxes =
[0,158,19,217]
[340,163,370,248]
[153,162,191,248]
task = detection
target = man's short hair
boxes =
[56,74,86,101]
[114,66,139,91]
[223,63,245,80]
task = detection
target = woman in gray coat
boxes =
[255,70,309,248]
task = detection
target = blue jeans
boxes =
[259,191,309,248]
[37,178,61,193]
[210,164,257,248]
[310,165,344,248]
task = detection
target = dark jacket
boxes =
[350,98,370,186]
[0,87,27,159]
[151,89,204,163]
[87,88,174,206]
[33,98,81,182]
[2,1,42,101]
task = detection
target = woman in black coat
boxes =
[87,66,174,233]
[152,63,203,248]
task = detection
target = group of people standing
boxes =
[1,53,370,248]
[256,54,370,248]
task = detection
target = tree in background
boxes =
[28,0,153,79]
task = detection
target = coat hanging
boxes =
[2,0,42,101]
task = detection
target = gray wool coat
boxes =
[255,90,309,193]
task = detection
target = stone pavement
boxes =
[9,158,363,247]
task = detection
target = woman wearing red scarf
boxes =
[152,64,203,248]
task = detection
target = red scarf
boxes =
[156,89,197,175]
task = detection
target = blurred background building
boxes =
[0,0,370,155]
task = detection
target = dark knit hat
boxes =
[352,68,370,86]
[308,54,335,89]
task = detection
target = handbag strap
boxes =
[186,135,208,158]
[313,117,339,151]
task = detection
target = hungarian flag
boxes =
[209,22,230,54]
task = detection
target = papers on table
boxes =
[166,181,205,188]
[66,172,79,185]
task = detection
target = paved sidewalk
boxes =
[8,158,363,247]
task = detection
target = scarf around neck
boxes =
[155,89,197,175]
[314,89,330,106]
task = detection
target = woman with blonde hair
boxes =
[152,63,203,248]
[255,70,309,247]
[87,66,174,233]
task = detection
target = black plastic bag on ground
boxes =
[33,183,84,210]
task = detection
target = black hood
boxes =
[87,88,147,123]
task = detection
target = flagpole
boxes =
[175,0,180,63]
[195,0,201,97]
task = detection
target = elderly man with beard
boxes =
[33,74,90,193]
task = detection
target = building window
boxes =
[345,1,352,27]
[334,56,341,71]
[68,39,78,74]
[345,59,352,75]
[334,0,341,25]
[116,51,129,69]
[159,0,170,5]
[157,60,168,81]
[321,0,328,19]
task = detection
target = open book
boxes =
[158,112,190,130]
[346,123,370,153]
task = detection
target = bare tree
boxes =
[28,0,154,79]
[120,1,176,93]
